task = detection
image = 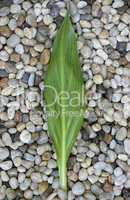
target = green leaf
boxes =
[44,14,84,190]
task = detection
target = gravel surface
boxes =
[0,0,130,199]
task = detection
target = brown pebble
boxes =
[103,182,113,192]
[119,57,128,66]
[42,152,51,161]
[40,49,50,65]
[107,65,115,74]
[30,57,38,66]
[38,182,48,194]
[15,111,22,123]
[0,26,11,37]
[0,61,7,69]
[103,134,112,143]
[99,30,109,39]
[10,53,20,63]
[0,78,8,88]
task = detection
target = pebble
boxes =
[0,69,8,77]
[7,34,20,48]
[113,0,124,8]
[112,93,122,102]
[1,171,9,182]
[114,174,127,186]
[81,46,92,58]
[121,13,130,25]
[93,74,103,84]
[8,19,17,31]
[38,181,48,193]
[23,1,32,11]
[0,161,12,170]
[19,178,31,191]
[20,130,31,144]
[24,27,36,39]
[0,148,9,160]
[0,50,9,61]
[0,16,9,26]
[72,182,85,196]
[0,7,10,17]
[30,112,43,125]
[124,139,130,155]
[21,72,30,84]
[26,14,37,27]
[9,177,18,189]
[2,132,12,146]
[10,4,21,13]
[24,190,33,199]
[31,172,42,183]
[40,49,50,65]
[79,168,88,181]
[97,49,108,60]
[116,127,127,141]
[77,1,87,9]
[28,73,35,87]
[6,188,16,200]
[43,15,53,25]
[15,44,24,54]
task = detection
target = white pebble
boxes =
[20,130,31,144]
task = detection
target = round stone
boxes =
[79,168,88,181]
[77,1,87,8]
[0,161,12,170]
[93,74,103,84]
[113,0,124,8]
[0,50,9,61]
[9,177,18,189]
[24,190,33,199]
[2,132,12,146]
[38,182,48,193]
[0,16,9,26]
[31,172,42,183]
[97,49,108,60]
[72,182,85,196]
[10,4,21,13]
[81,46,91,59]
[8,19,17,31]
[1,171,9,182]
[116,127,127,141]
[20,130,31,144]
[15,44,24,54]
[7,34,20,48]
[0,148,9,160]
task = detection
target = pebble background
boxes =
[0,0,130,199]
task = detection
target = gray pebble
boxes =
[116,127,127,141]
[0,148,9,160]
[10,4,21,13]
[0,69,8,78]
[0,50,9,61]
[72,182,85,196]
[7,34,20,48]
[0,161,13,170]
[0,7,9,16]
